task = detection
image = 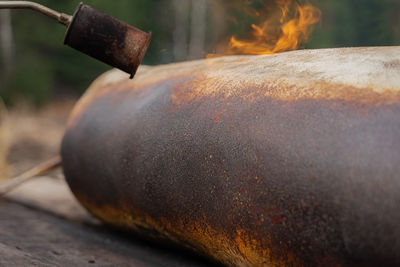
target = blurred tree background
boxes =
[0,0,399,106]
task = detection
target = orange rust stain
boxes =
[74,190,302,266]
[235,229,271,266]
[67,48,400,130]
[169,73,400,110]
[268,206,283,225]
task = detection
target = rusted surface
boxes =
[64,3,151,78]
[62,47,400,266]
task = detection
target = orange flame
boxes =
[220,0,321,55]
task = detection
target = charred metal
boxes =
[61,47,400,267]
[64,3,152,78]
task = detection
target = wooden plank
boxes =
[0,177,217,266]
[0,201,215,266]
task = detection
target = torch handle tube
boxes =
[0,1,71,26]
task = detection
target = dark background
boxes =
[0,0,399,105]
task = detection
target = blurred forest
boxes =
[0,0,399,105]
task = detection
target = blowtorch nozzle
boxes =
[0,1,152,79]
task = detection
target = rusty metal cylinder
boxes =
[64,3,151,78]
[61,47,400,266]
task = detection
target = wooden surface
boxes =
[0,177,218,266]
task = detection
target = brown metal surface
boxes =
[64,3,151,78]
[61,47,400,266]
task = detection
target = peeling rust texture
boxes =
[64,3,151,78]
[62,47,400,267]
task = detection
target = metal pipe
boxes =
[61,47,400,266]
[0,1,72,26]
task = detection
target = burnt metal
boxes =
[61,47,400,266]
[64,3,152,78]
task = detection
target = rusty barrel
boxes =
[61,47,400,266]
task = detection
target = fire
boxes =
[218,0,321,55]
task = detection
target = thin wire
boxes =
[0,1,71,25]
[0,156,62,197]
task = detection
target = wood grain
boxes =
[0,177,216,266]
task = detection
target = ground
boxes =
[0,99,74,179]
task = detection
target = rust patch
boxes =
[170,74,400,110]
[74,191,300,267]
[383,59,400,69]
[68,46,400,128]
